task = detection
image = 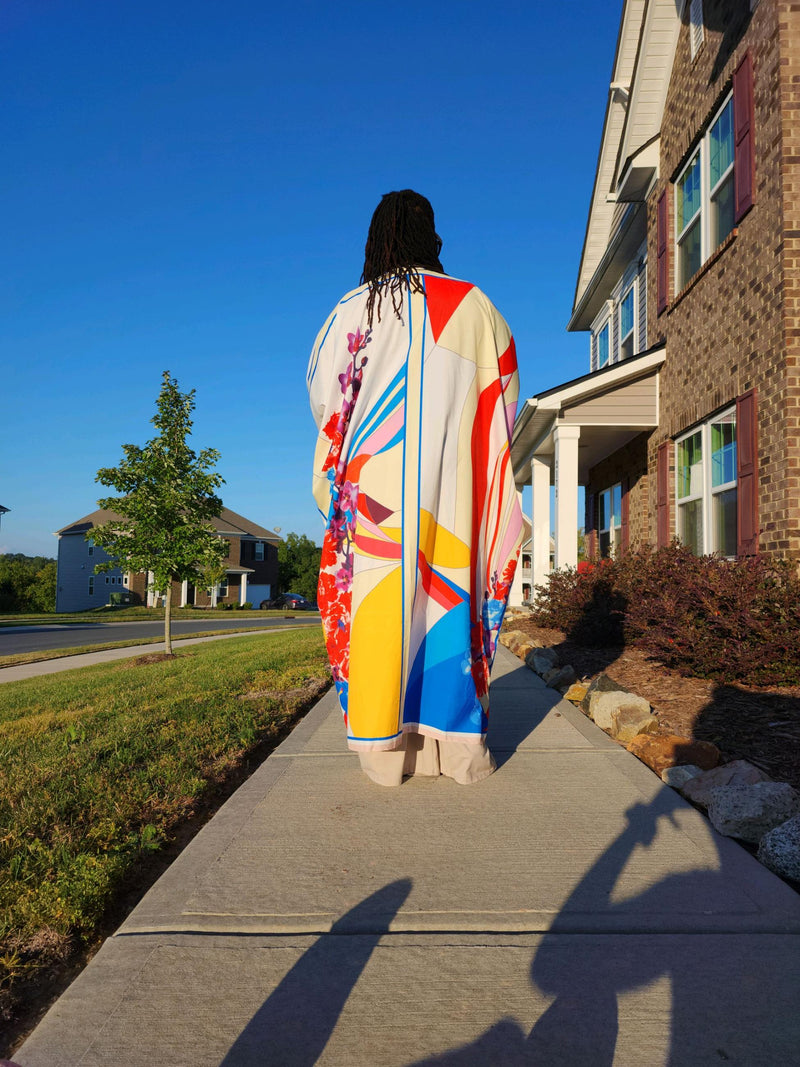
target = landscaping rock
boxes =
[661,764,705,789]
[610,705,660,743]
[681,760,772,809]
[563,683,589,705]
[589,690,651,733]
[528,647,559,675]
[626,734,721,776]
[580,673,631,715]
[499,629,529,653]
[757,815,800,882]
[544,665,577,691]
[707,781,800,844]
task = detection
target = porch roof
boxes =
[511,344,665,485]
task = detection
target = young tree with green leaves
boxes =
[91,371,227,653]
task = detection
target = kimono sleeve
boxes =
[307,308,338,429]
[307,307,342,518]
[475,299,523,678]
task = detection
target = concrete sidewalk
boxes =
[14,646,800,1065]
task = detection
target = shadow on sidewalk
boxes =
[409,783,797,1065]
[486,661,563,770]
[219,879,411,1067]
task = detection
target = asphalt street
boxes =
[0,615,320,655]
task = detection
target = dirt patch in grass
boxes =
[511,616,800,793]
[240,675,329,708]
[115,652,179,667]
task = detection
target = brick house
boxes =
[55,506,280,612]
[510,0,798,601]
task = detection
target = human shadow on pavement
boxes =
[220,878,411,1067]
[487,661,563,770]
[408,783,799,1065]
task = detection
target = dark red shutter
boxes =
[736,389,759,554]
[734,51,755,222]
[657,442,670,546]
[657,190,669,314]
[586,492,597,560]
[620,477,630,552]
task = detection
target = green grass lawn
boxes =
[0,628,331,1042]
[0,624,311,669]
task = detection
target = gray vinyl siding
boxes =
[56,534,124,612]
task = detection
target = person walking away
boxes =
[307,189,522,786]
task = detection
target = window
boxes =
[619,285,635,361]
[88,577,94,596]
[677,151,702,285]
[597,319,610,368]
[599,484,622,557]
[255,541,265,562]
[87,541,94,556]
[676,408,737,556]
[210,577,229,598]
[675,94,734,289]
[590,252,646,371]
[709,99,735,246]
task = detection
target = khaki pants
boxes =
[358,732,495,787]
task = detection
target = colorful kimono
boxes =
[307,271,522,751]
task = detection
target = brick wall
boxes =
[641,0,800,557]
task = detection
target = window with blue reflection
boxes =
[711,415,737,487]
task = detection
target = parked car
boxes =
[260,592,316,610]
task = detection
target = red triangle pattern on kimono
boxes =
[424,276,474,343]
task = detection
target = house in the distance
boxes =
[512,0,798,594]
[55,506,280,612]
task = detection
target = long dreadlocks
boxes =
[360,190,445,326]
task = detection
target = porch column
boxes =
[509,488,525,607]
[531,453,552,589]
[240,573,248,606]
[553,424,580,570]
[180,580,188,608]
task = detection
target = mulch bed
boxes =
[510,617,800,794]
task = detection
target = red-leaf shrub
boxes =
[532,545,800,686]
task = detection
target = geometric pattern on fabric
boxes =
[307,271,523,751]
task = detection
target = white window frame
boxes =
[598,483,623,558]
[209,576,230,599]
[676,406,738,557]
[590,246,646,372]
[596,315,611,369]
[618,283,635,362]
[675,92,734,291]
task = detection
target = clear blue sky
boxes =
[1,0,617,557]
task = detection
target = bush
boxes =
[241,601,252,610]
[532,545,800,686]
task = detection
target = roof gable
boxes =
[572,0,681,318]
[57,505,281,542]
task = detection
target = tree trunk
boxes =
[164,586,172,655]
